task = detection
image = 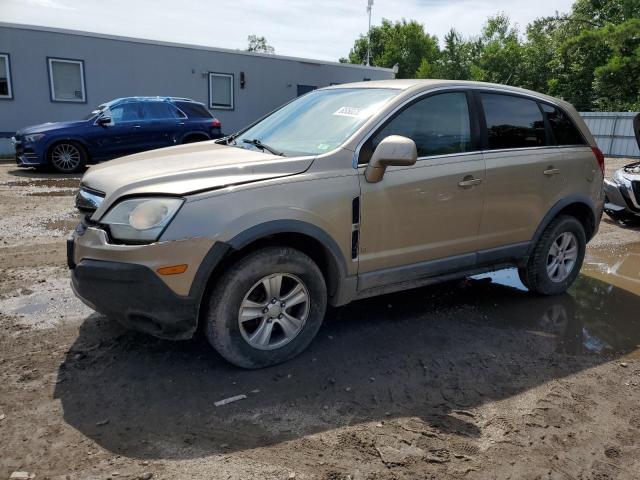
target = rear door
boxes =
[142,101,183,149]
[476,92,563,253]
[357,90,486,289]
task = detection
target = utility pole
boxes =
[366,0,373,66]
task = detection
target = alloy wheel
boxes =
[51,143,81,172]
[546,232,578,283]
[238,273,310,350]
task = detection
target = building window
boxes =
[0,53,12,100]
[208,73,234,110]
[48,58,86,103]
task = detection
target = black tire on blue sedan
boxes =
[48,141,87,173]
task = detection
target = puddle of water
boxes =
[0,274,94,329]
[471,244,640,358]
[583,242,640,297]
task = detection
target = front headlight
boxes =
[24,133,45,143]
[612,169,631,187]
[100,197,184,242]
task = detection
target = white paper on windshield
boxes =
[333,106,362,117]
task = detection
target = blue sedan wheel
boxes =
[49,142,86,173]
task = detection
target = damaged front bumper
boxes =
[603,177,640,221]
[68,226,227,340]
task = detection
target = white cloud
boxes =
[1,0,574,61]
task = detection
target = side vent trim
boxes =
[351,196,360,260]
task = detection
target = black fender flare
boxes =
[189,220,348,307]
[527,194,597,257]
[227,220,348,277]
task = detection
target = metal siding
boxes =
[580,112,639,158]
[0,25,394,138]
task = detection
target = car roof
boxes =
[324,79,569,108]
[100,96,200,108]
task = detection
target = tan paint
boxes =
[358,152,485,272]
[73,79,602,304]
[73,227,214,296]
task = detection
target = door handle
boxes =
[132,125,142,129]
[458,177,482,188]
[543,167,560,176]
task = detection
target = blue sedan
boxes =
[12,96,224,173]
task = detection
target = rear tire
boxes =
[48,141,87,173]
[204,247,327,369]
[519,215,586,296]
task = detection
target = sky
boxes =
[1,0,576,62]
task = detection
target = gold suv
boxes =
[69,80,605,368]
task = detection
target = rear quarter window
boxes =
[176,102,213,119]
[540,103,586,146]
[480,93,547,150]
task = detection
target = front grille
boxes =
[75,186,105,217]
[633,181,640,205]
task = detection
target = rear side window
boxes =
[143,102,179,120]
[540,103,585,145]
[371,92,472,158]
[176,102,213,118]
[481,93,546,150]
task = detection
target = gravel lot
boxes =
[1,159,639,480]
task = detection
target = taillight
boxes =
[211,118,221,128]
[591,146,605,176]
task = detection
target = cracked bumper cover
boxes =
[68,227,230,340]
[71,259,199,339]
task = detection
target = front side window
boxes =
[235,88,398,157]
[481,93,546,149]
[48,58,86,102]
[0,54,12,99]
[143,102,179,120]
[108,103,143,124]
[209,73,234,110]
[370,92,472,158]
[540,103,586,146]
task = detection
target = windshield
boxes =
[235,88,398,156]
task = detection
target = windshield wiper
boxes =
[242,138,284,156]
[217,131,241,145]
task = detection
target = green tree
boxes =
[470,14,524,85]
[246,35,275,54]
[346,19,439,78]
[424,29,474,80]
[341,1,640,111]
[549,0,640,110]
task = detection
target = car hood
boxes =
[17,120,90,135]
[82,141,314,202]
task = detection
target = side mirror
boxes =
[97,116,112,126]
[364,135,417,183]
[633,113,639,150]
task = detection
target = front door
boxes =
[357,91,485,290]
[88,102,151,159]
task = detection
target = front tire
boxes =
[519,215,586,295]
[204,247,327,368]
[49,141,87,173]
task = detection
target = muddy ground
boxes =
[0,159,639,480]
